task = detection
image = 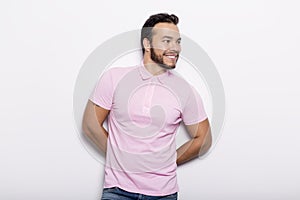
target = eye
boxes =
[177,40,181,44]
[163,40,170,43]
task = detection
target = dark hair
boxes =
[141,13,179,54]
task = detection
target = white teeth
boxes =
[166,55,176,59]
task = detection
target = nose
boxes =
[169,41,181,52]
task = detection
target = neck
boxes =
[143,54,167,76]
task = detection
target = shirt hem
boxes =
[103,184,179,196]
[89,98,111,110]
[184,116,208,125]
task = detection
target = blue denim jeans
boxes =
[101,187,178,200]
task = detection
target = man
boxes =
[82,13,212,200]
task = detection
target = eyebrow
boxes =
[162,36,182,41]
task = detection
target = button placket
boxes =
[143,78,156,114]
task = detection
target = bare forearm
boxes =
[85,125,108,153]
[82,101,110,154]
[176,138,200,165]
[176,134,212,165]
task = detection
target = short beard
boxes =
[150,47,177,70]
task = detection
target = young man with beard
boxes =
[82,13,212,200]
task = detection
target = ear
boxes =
[143,38,151,52]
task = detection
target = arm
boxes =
[82,100,110,153]
[176,118,212,166]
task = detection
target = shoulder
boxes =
[167,70,195,93]
[105,65,138,76]
[166,71,203,106]
[102,65,138,80]
[102,65,139,88]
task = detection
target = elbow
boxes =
[205,139,212,153]
[199,133,212,156]
[206,134,213,150]
[82,119,92,138]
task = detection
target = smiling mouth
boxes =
[164,54,178,60]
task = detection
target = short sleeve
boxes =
[181,86,207,125]
[89,69,113,110]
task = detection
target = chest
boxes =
[112,82,182,128]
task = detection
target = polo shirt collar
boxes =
[139,60,170,84]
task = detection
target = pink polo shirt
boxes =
[90,62,207,196]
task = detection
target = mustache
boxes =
[163,51,180,56]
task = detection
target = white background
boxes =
[1,0,300,199]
